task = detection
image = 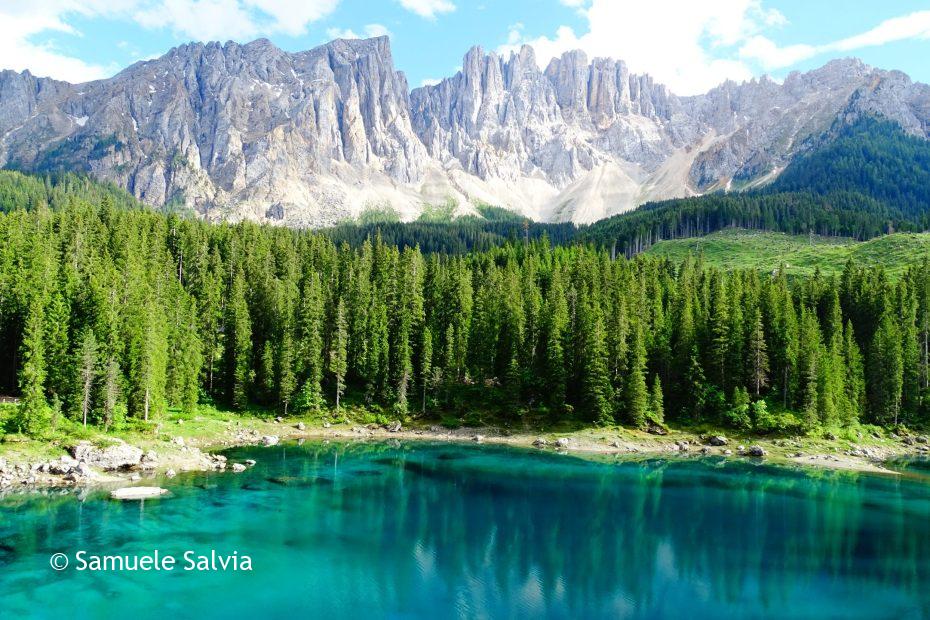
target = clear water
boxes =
[1,441,930,619]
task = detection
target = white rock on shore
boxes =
[70,440,143,471]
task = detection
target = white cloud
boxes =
[244,0,340,37]
[499,1,930,95]
[742,10,930,71]
[0,0,341,82]
[134,0,259,41]
[830,10,930,52]
[134,0,339,41]
[326,23,391,41]
[397,0,455,20]
[0,1,133,82]
[498,0,776,95]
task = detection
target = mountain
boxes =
[1,37,929,226]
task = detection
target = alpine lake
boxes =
[1,440,929,619]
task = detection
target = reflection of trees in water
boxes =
[271,443,930,615]
[1,442,929,616]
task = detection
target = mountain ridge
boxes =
[1,36,928,226]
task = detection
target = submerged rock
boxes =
[231,463,247,473]
[111,487,168,500]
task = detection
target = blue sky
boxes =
[2,1,929,95]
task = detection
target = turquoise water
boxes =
[2,442,930,619]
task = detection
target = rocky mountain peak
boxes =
[1,38,929,226]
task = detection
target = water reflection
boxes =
[1,442,929,619]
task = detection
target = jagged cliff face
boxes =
[0,37,428,226]
[1,37,929,225]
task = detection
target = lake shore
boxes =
[2,412,928,494]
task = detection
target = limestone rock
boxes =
[111,487,168,500]
[1,39,928,227]
[70,440,143,471]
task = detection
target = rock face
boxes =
[2,38,929,225]
[70,440,143,471]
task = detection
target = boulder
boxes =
[231,463,247,473]
[244,459,257,467]
[555,438,571,449]
[140,450,159,469]
[917,436,929,444]
[472,435,485,443]
[165,468,177,478]
[261,435,280,447]
[646,424,668,436]
[824,432,837,441]
[70,440,143,471]
[385,421,402,433]
[532,438,548,447]
[747,445,766,457]
[708,435,728,446]
[296,422,306,431]
[111,487,168,500]
[48,458,75,475]
[75,461,93,477]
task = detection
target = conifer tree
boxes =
[868,312,903,425]
[17,298,48,435]
[420,327,432,415]
[77,329,98,427]
[649,375,664,424]
[624,320,649,427]
[330,297,348,412]
[226,272,252,410]
[747,307,769,397]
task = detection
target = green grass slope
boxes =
[646,228,930,277]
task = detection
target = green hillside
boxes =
[646,228,930,276]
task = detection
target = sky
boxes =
[1,1,930,95]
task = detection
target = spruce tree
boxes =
[330,297,349,412]
[649,375,664,424]
[624,320,649,427]
[747,307,769,397]
[76,329,98,427]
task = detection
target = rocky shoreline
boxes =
[1,421,928,495]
